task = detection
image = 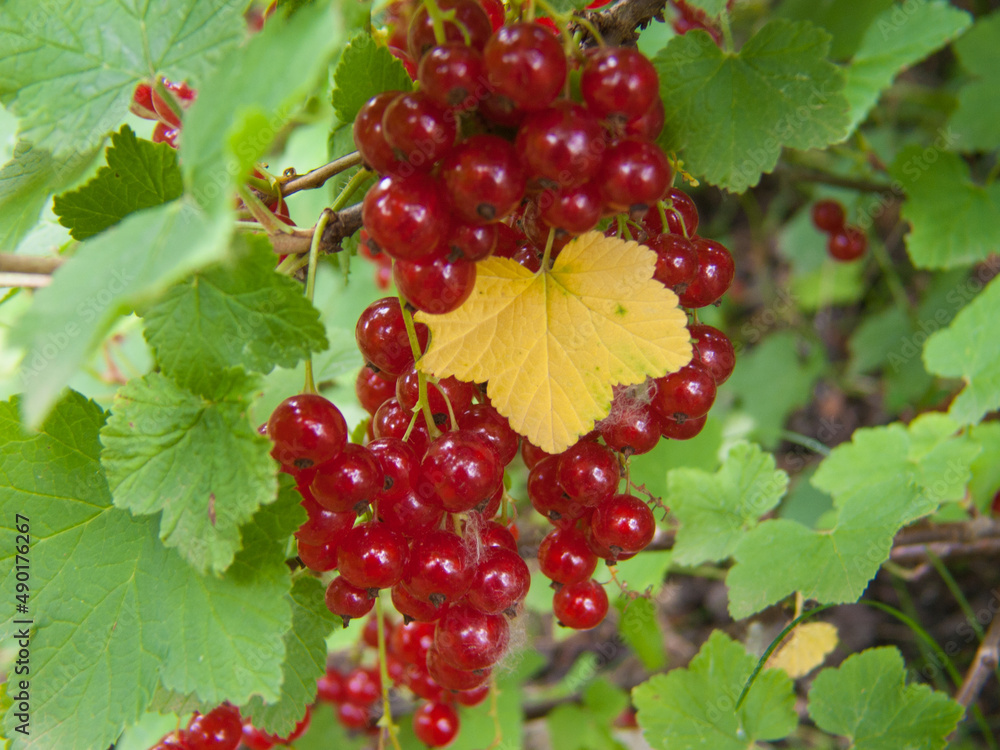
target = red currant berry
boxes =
[590,494,655,557]
[689,324,735,384]
[479,520,519,552]
[426,645,491,691]
[539,182,603,235]
[317,668,346,703]
[467,546,530,614]
[581,46,659,121]
[356,297,429,377]
[297,538,340,572]
[456,403,519,467]
[648,233,698,293]
[515,101,606,187]
[368,437,420,503]
[336,701,374,731]
[408,0,493,59]
[419,430,503,512]
[440,134,527,224]
[402,530,473,606]
[521,440,554,470]
[811,199,846,233]
[394,257,477,315]
[625,97,665,141]
[538,527,598,584]
[556,441,620,506]
[597,138,672,213]
[268,394,348,471]
[355,367,397,415]
[480,0,505,29]
[353,91,406,174]
[446,220,498,261]
[344,666,382,706]
[363,173,451,262]
[392,620,437,662]
[642,188,700,237]
[186,705,242,750]
[337,522,408,590]
[418,43,488,110]
[599,402,662,457]
[483,22,567,111]
[392,581,446,622]
[240,724,274,750]
[677,238,734,308]
[650,362,717,421]
[413,702,460,748]
[433,603,509,671]
[660,413,707,440]
[295,488,356,546]
[379,488,446,538]
[553,579,609,629]
[827,226,867,261]
[311,444,383,514]
[325,576,375,625]
[383,92,457,168]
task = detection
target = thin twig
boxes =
[955,615,1000,710]
[0,272,51,288]
[281,152,365,197]
[0,254,64,274]
[774,165,896,194]
[573,0,669,46]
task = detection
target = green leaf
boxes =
[618,597,666,671]
[0,392,293,750]
[143,235,328,396]
[968,422,1000,511]
[182,2,347,207]
[807,648,963,750]
[842,0,971,132]
[0,0,245,157]
[682,0,728,19]
[10,198,232,427]
[668,442,788,565]
[100,371,277,575]
[242,577,337,736]
[52,126,183,241]
[777,0,895,59]
[633,631,796,750]
[892,147,1000,270]
[332,33,414,123]
[613,550,673,595]
[653,20,850,193]
[924,275,1000,425]
[548,679,630,750]
[949,12,1000,152]
[723,332,826,448]
[727,414,979,618]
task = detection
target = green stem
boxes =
[331,169,371,212]
[871,232,912,315]
[540,227,556,271]
[421,0,455,45]
[236,184,293,235]
[779,430,831,457]
[301,211,331,395]
[245,174,277,197]
[396,284,441,438]
[374,597,403,750]
[718,12,735,53]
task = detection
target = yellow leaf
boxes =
[415,231,692,453]
[766,622,839,679]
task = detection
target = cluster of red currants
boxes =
[150,703,309,750]
[353,0,704,315]
[811,199,868,262]
[316,614,487,746]
[129,78,196,149]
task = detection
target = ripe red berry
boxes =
[515,101,606,187]
[827,226,868,261]
[297,538,340,572]
[433,603,510,671]
[294,489,356,546]
[317,668,346,703]
[456,403,519,467]
[479,520,519,552]
[483,22,567,111]
[648,233,698,293]
[556,441,620,506]
[356,366,397,415]
[811,199,846,233]
[392,620,437,662]
[538,527,598,584]
[590,494,656,557]
[420,430,503,512]
[239,725,275,750]
[466,546,530,614]
[642,187,700,237]
[625,97,666,140]
[356,296,429,377]
[599,401,662,456]
[408,0,493,59]
[553,579,609,630]
[539,182,603,235]
[677,237,734,308]
[528,456,585,526]
[344,666,382,706]
[397,365,476,423]
[413,702,460,747]
[650,362,717,422]
[426,644,491,690]
[336,701,374,730]
[353,91,406,174]
[268,394,348,471]
[581,46,660,121]
[391,581,446,622]
[689,324,735,384]
[418,43,488,110]
[382,91,457,168]
[660,413,707,440]
[337,522,408,590]
[325,576,375,624]
[186,705,243,750]
[378,488,445,537]
[440,134,527,224]
[311,444,383,514]
[368,437,420,503]
[446,220,498,261]
[362,173,451,262]
[402,529,473,606]
[394,257,477,315]
[597,138,672,213]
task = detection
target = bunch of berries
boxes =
[811,199,868,262]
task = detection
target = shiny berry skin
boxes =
[394,257,477,315]
[408,0,493,59]
[440,134,527,224]
[420,430,503,512]
[480,0,505,28]
[483,22,567,111]
[379,488,445,537]
[539,182,603,235]
[356,297,429,377]
[597,139,672,213]
[402,530,473,606]
[828,226,868,261]
[294,489,356,546]
[336,701,374,730]
[311,444,383,513]
[353,91,406,174]
[268,394,348,471]
[390,45,418,79]
[599,404,662,456]
[581,47,659,121]
[677,237,734,308]
[419,43,488,110]
[479,520,519,552]
[538,527,598,584]
[405,663,449,702]
[186,705,242,750]
[467,547,530,614]
[454,684,490,706]
[325,576,375,624]
[317,668,346,703]
[337,522,408,590]
[651,362,717,421]
[397,365,476,423]
[373,396,429,450]
[344,666,382,706]
[556,441,620,506]
[391,581,446,621]
[363,173,450,262]
[413,702,460,747]
[433,603,509,671]
[648,233,698,293]
[642,187,700,237]
[625,97,665,140]
[356,366,397,414]
[426,645,491,691]
[660,413,707,440]
[553,579,609,630]
[591,494,656,557]
[239,725,274,750]
[447,220,498,261]
[297,538,340,572]
[811,199,846,233]
[528,456,584,526]
[368,437,420,503]
[457,404,519,467]
[515,101,606,187]
[521,440,554,470]
[383,92,457,168]
[689,324,735,384]
[392,620,437,662]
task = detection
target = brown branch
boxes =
[774,165,896,194]
[954,614,1000,712]
[280,152,365,198]
[890,538,1000,564]
[574,0,669,47]
[0,253,64,274]
[894,517,1000,547]
[267,203,365,256]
